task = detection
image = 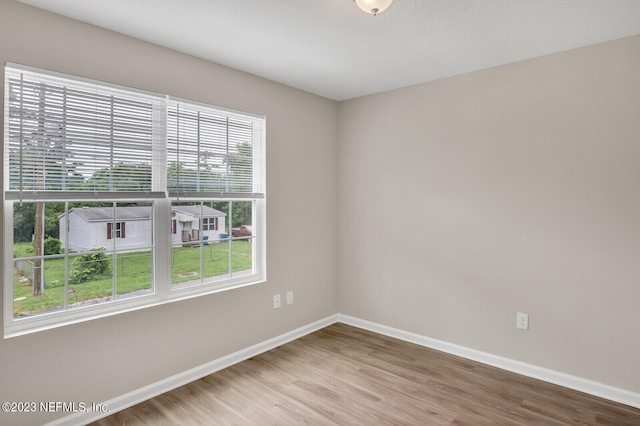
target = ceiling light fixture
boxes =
[354,0,394,16]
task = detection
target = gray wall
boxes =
[0,2,338,425]
[338,34,640,393]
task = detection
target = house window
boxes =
[107,222,126,239]
[4,64,266,337]
[202,217,218,231]
[116,222,124,238]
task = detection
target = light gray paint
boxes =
[338,34,640,393]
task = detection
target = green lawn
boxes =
[13,240,252,317]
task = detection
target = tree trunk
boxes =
[32,84,46,296]
[33,202,44,295]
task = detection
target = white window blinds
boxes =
[4,64,265,202]
[167,99,265,198]
[4,64,166,200]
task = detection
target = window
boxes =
[107,222,126,239]
[202,217,217,231]
[4,64,266,337]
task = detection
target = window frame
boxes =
[3,64,266,338]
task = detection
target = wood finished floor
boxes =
[92,323,640,425]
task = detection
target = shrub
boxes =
[70,248,110,284]
[43,237,62,255]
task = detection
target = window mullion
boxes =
[152,96,167,193]
[199,202,204,285]
[111,203,117,301]
[18,73,24,201]
[153,198,172,300]
[64,202,69,310]
[228,201,233,279]
[152,96,168,299]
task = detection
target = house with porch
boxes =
[170,205,227,247]
[59,205,226,252]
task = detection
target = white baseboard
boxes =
[47,314,339,426]
[49,312,639,425]
[337,314,640,410]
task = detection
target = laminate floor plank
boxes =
[92,323,640,425]
[274,340,458,423]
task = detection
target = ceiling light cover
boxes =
[355,0,394,16]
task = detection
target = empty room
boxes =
[1,1,639,425]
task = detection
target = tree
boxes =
[86,163,151,191]
[217,142,254,228]
[167,161,223,192]
[223,142,253,192]
[8,79,80,295]
[32,86,46,295]
[13,203,64,243]
[13,203,35,243]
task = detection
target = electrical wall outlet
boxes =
[273,294,281,309]
[517,312,529,330]
[286,291,294,305]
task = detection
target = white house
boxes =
[59,205,227,252]
[170,205,227,247]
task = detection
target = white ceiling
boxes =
[16,0,640,101]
